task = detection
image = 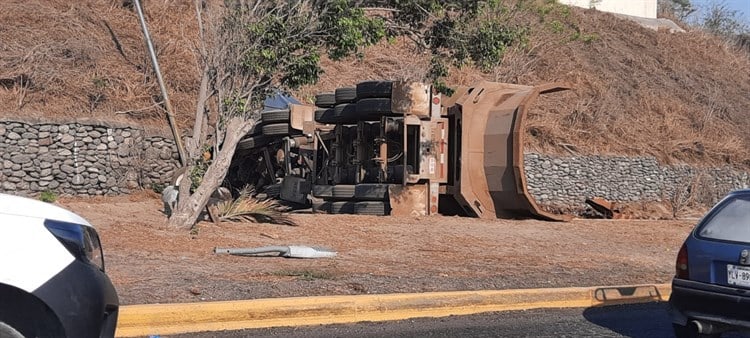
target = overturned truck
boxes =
[228,81,572,221]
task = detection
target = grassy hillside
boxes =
[1,0,748,168]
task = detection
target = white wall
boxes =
[559,0,657,19]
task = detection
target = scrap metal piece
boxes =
[585,197,630,219]
[586,197,616,219]
[214,246,337,259]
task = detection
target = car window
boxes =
[698,195,750,242]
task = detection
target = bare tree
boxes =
[658,0,695,21]
[168,0,385,228]
[697,0,749,38]
[169,0,319,227]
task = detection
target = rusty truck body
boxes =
[229,80,571,221]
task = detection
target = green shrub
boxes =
[39,190,57,203]
[152,183,166,194]
[469,21,528,70]
[581,33,599,43]
[549,20,565,33]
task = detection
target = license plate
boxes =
[727,264,750,287]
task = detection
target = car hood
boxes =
[0,193,91,227]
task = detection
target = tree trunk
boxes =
[188,65,211,159]
[168,117,256,229]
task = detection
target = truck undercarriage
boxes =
[227,80,571,221]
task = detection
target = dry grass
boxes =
[294,37,432,104]
[1,1,748,169]
[0,0,200,127]
[521,9,750,168]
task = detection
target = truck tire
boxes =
[312,185,333,198]
[315,92,335,107]
[312,201,332,213]
[331,185,355,199]
[356,98,392,117]
[315,108,328,122]
[237,135,270,150]
[333,103,358,124]
[333,103,357,115]
[335,87,357,103]
[329,201,356,214]
[354,183,389,200]
[262,123,293,136]
[355,201,389,216]
[260,109,290,123]
[245,122,261,137]
[356,81,392,99]
[315,108,340,124]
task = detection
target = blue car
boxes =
[670,189,750,337]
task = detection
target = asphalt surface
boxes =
[167,302,746,338]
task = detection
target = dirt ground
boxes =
[57,192,695,306]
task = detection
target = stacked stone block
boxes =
[0,119,180,197]
[524,153,750,208]
[1,117,748,207]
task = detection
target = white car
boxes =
[0,193,118,337]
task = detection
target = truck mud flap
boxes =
[451,81,572,222]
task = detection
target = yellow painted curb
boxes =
[116,283,671,337]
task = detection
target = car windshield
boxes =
[698,194,750,242]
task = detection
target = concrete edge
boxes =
[115,283,671,337]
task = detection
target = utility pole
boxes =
[133,0,188,167]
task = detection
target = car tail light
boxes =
[676,243,689,279]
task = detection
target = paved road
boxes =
[169,302,743,338]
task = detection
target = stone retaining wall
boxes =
[524,153,750,209]
[1,118,748,208]
[0,118,180,197]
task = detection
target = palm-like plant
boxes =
[216,186,295,225]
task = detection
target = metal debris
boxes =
[214,245,337,258]
[585,197,631,219]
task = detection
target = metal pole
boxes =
[133,0,188,167]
